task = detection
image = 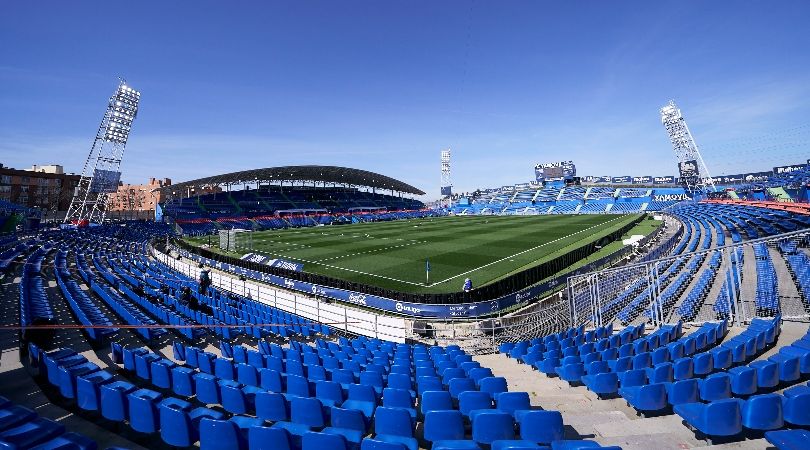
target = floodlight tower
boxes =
[66,80,141,224]
[660,100,716,194]
[440,149,452,197]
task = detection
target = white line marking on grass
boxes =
[427,215,629,287]
[313,240,427,263]
[249,250,425,287]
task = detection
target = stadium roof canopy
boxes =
[161,165,426,196]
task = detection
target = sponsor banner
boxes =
[773,163,807,175]
[500,185,515,192]
[653,193,692,202]
[172,247,624,319]
[742,172,771,183]
[632,176,653,184]
[581,176,595,183]
[653,176,675,184]
[612,176,632,184]
[440,186,452,196]
[679,160,699,178]
[595,176,612,183]
[241,253,304,272]
[711,174,746,185]
[514,183,531,190]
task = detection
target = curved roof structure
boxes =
[162,165,425,196]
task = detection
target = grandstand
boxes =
[1,197,810,450]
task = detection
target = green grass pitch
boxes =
[187,214,646,294]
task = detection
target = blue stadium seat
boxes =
[259,368,284,393]
[750,360,780,389]
[256,391,289,422]
[699,373,732,402]
[471,411,515,446]
[619,383,667,414]
[172,366,196,397]
[495,392,531,419]
[382,388,416,420]
[128,388,163,433]
[423,410,480,450]
[783,386,810,426]
[249,426,293,450]
[272,397,327,443]
[479,377,508,398]
[342,384,377,420]
[742,394,784,431]
[100,381,136,422]
[765,429,810,450]
[459,391,493,419]
[323,407,367,448]
[75,370,114,411]
[159,398,224,446]
[373,407,418,450]
[674,398,742,438]
[664,379,699,406]
[302,431,350,450]
[728,366,757,396]
[582,372,619,395]
[518,410,564,445]
[421,390,453,417]
[0,417,65,449]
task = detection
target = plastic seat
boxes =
[259,368,284,393]
[316,381,345,408]
[693,353,714,376]
[768,354,801,383]
[236,363,260,387]
[421,390,453,416]
[728,366,757,396]
[76,370,114,411]
[710,347,732,370]
[765,429,810,450]
[674,398,742,437]
[449,377,477,400]
[150,359,175,389]
[134,352,161,380]
[665,379,699,406]
[323,406,367,448]
[619,383,667,413]
[373,407,418,450]
[272,397,327,442]
[606,357,632,373]
[750,360,780,389]
[128,388,163,433]
[172,366,196,397]
[471,411,515,445]
[555,363,585,382]
[100,381,136,422]
[360,371,385,395]
[535,357,560,375]
[582,372,618,395]
[495,392,531,419]
[0,405,36,431]
[29,431,96,450]
[286,374,312,398]
[361,438,410,450]
[468,368,494,385]
[222,384,262,414]
[479,377,508,398]
[699,373,732,402]
[382,388,416,420]
[742,394,784,431]
[256,391,289,422]
[159,397,224,446]
[645,363,673,384]
[631,352,652,369]
[519,409,564,444]
[194,372,220,404]
[248,426,293,450]
[459,391,493,419]
[341,384,377,420]
[672,358,694,381]
[199,417,248,450]
[0,417,65,449]
[302,431,349,450]
[783,385,810,426]
[618,369,646,388]
[424,410,480,450]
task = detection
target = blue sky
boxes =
[2,1,809,199]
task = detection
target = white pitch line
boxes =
[313,240,426,263]
[248,250,425,287]
[427,215,630,287]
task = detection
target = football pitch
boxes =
[186,214,647,294]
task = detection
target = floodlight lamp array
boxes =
[103,85,140,144]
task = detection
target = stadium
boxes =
[3,3,810,450]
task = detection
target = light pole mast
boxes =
[660,100,716,195]
[66,80,141,224]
